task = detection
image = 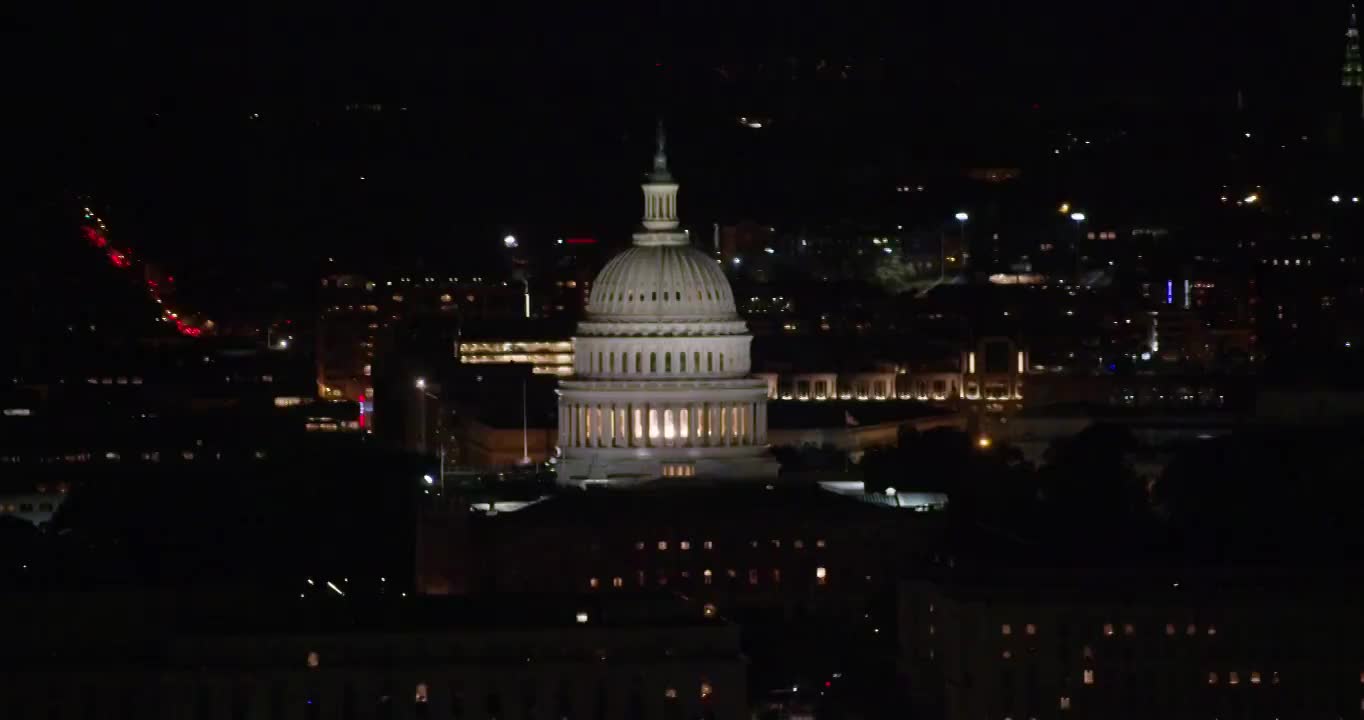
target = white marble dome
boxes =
[555,125,779,487]
[585,244,737,323]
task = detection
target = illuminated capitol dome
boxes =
[556,124,779,486]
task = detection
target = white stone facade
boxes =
[556,128,779,486]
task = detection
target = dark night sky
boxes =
[12,1,1357,278]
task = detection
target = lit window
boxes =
[1123,623,1135,636]
[1083,669,1094,685]
[680,541,690,550]
[635,541,645,550]
[589,578,599,589]
[1250,671,1261,685]
[664,688,677,699]
[306,651,320,668]
[1001,649,1012,659]
[815,567,828,585]
[1001,624,1013,636]
[703,540,714,550]
[657,541,668,551]
[612,577,623,588]
[1207,672,1218,685]
[1165,623,1175,636]
[415,683,429,704]
[703,569,713,584]
[748,569,759,585]
[699,682,713,700]
[816,539,826,548]
[1103,623,1114,637]
[1228,672,1239,686]
[576,612,589,624]
[1207,625,1217,636]
[1059,696,1071,711]
[1186,624,1197,636]
[702,603,717,618]
[1025,623,1037,636]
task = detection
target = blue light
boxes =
[1166,280,1173,305]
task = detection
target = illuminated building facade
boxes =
[458,339,574,376]
[555,126,778,486]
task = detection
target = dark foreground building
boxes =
[899,567,1364,719]
[0,592,744,720]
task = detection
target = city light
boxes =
[1070,212,1086,222]
[954,212,969,222]
[277,339,289,349]
[977,436,993,449]
[732,257,742,266]
[503,235,518,248]
[1331,195,1341,203]
[764,247,775,254]
[415,377,426,390]
[423,474,434,485]
[1058,202,1071,214]
[1243,193,1259,204]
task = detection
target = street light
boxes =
[1070,213,1086,281]
[950,212,969,276]
[1331,195,1341,204]
[415,380,445,487]
[503,234,518,248]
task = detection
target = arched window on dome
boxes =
[609,353,615,373]
[636,352,642,373]
[665,354,672,373]
[650,353,657,373]
[675,291,681,301]
[597,352,603,373]
[719,354,725,372]
[680,353,686,372]
[694,352,701,373]
[707,352,714,372]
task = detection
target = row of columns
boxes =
[580,348,735,377]
[644,191,676,222]
[562,401,766,449]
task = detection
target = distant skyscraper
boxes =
[1344,2,1362,89]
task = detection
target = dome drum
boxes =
[572,336,751,379]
